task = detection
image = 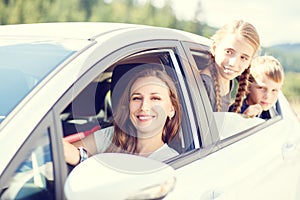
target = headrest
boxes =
[66,80,110,117]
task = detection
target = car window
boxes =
[0,43,75,122]
[60,49,198,164]
[189,49,269,139]
[0,130,54,200]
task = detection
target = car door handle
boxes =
[282,142,297,161]
[200,188,230,200]
[212,190,224,199]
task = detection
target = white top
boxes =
[93,126,179,162]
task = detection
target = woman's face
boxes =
[212,33,255,82]
[129,76,175,138]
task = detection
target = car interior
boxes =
[60,51,193,160]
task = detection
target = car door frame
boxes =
[165,41,300,199]
[180,41,288,147]
[51,38,212,179]
[0,111,67,200]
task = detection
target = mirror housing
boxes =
[64,153,176,200]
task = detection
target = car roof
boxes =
[0,22,140,39]
[0,22,212,45]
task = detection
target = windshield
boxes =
[0,38,89,123]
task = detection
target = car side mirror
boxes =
[64,153,176,200]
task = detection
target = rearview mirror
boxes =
[64,153,176,200]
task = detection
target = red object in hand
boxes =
[64,125,101,143]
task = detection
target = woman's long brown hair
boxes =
[106,66,182,154]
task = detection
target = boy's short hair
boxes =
[250,55,284,84]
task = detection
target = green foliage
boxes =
[282,72,300,100]
[262,44,300,73]
[282,72,300,116]
[262,45,300,100]
[0,0,299,101]
[0,0,216,36]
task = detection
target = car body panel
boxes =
[167,93,300,200]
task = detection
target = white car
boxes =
[1,22,299,200]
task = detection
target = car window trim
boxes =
[168,49,200,149]
[53,40,203,165]
[181,41,219,147]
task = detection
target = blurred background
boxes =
[1,0,299,116]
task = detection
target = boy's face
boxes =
[247,74,283,111]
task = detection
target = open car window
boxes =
[187,47,281,141]
[60,49,198,166]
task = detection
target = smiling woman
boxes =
[129,76,175,139]
[63,64,182,165]
[107,66,181,158]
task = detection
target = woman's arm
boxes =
[63,133,98,165]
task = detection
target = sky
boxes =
[160,0,300,47]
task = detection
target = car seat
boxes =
[62,78,111,137]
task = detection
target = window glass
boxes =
[0,40,83,122]
[1,130,55,200]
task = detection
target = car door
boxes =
[50,39,209,197]
[0,112,67,200]
[164,42,300,200]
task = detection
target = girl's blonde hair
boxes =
[106,66,182,154]
[209,20,260,112]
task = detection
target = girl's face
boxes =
[129,76,175,138]
[247,74,282,111]
[212,33,255,82]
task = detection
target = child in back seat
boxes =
[230,55,284,119]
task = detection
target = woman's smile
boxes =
[129,76,173,136]
[136,114,155,122]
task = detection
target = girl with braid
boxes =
[201,20,260,112]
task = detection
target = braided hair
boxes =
[210,20,260,112]
[209,53,222,112]
[230,66,251,113]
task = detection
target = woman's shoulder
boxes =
[148,144,179,162]
[93,126,114,153]
[94,126,114,138]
